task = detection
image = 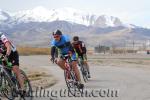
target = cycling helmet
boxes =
[53,30,62,35]
[73,36,79,41]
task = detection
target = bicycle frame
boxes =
[62,55,72,71]
[78,56,89,82]
[0,64,14,100]
[61,54,83,96]
[0,55,33,100]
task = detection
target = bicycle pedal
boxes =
[82,71,87,75]
[74,82,78,86]
[88,74,91,78]
[77,83,84,89]
[18,89,26,96]
[78,64,81,66]
[12,92,18,97]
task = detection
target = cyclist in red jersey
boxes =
[72,36,91,78]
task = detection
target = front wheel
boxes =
[64,69,79,96]
[0,70,15,100]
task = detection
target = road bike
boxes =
[0,62,14,100]
[0,55,32,100]
[78,56,89,82]
[62,54,84,96]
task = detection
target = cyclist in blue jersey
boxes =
[50,30,84,89]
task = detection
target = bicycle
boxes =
[0,55,33,100]
[0,60,14,100]
[61,54,84,96]
[78,56,89,82]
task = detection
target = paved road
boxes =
[20,55,150,100]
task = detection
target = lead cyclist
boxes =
[50,30,84,89]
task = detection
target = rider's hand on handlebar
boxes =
[51,57,58,64]
[2,54,9,61]
[68,51,72,56]
[50,57,55,63]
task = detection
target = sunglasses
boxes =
[53,35,60,38]
[73,40,78,42]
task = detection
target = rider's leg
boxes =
[84,61,91,76]
[71,53,82,83]
[9,51,24,91]
[56,58,66,70]
[83,54,91,77]
[72,61,84,88]
[84,61,90,73]
[12,66,24,89]
[71,61,81,82]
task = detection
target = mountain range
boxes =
[0,7,150,48]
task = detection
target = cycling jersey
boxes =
[72,41,87,61]
[0,32,19,66]
[51,34,74,54]
[72,41,86,55]
[51,34,77,61]
[0,32,16,53]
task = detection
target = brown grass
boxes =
[17,47,50,55]
[17,46,94,56]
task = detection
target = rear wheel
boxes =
[80,62,88,82]
[64,67,84,96]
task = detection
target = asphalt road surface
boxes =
[19,55,150,100]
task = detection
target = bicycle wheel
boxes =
[64,69,79,96]
[0,70,15,100]
[71,70,84,95]
[16,70,33,100]
[80,62,88,82]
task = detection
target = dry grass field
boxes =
[17,46,50,55]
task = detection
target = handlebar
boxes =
[61,54,70,60]
[0,54,12,68]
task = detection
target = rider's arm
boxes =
[51,46,57,58]
[67,42,75,53]
[81,42,87,54]
[5,42,12,56]
[1,34,11,56]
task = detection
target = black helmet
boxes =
[73,36,79,41]
[53,30,62,35]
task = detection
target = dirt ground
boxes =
[88,53,150,69]
[20,56,57,90]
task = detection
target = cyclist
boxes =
[50,30,84,89]
[0,32,25,93]
[72,36,91,78]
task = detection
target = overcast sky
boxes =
[0,0,149,28]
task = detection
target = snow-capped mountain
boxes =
[0,7,132,28]
[0,7,150,47]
